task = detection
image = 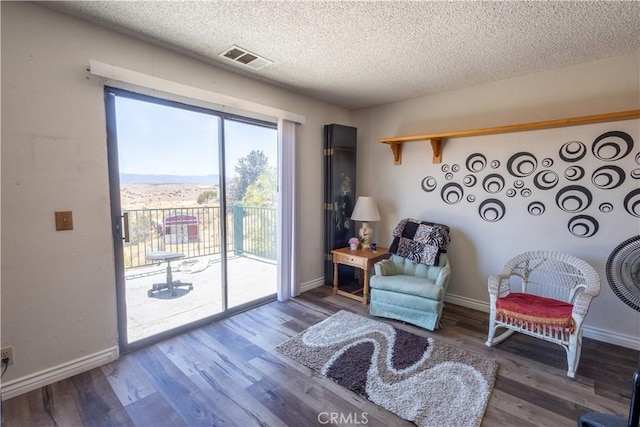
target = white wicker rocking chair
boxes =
[485,251,601,378]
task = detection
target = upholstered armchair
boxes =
[370,254,451,331]
[485,251,601,378]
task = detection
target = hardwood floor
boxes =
[2,285,637,426]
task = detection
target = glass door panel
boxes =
[110,92,224,344]
[223,119,278,308]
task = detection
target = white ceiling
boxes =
[42,1,640,110]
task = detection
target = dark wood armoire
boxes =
[324,124,357,285]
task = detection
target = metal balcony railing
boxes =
[123,205,277,269]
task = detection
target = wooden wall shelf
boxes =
[379,109,640,164]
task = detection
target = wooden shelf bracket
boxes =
[379,109,640,165]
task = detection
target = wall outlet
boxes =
[1,346,14,365]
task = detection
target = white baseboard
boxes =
[1,346,119,400]
[444,293,639,351]
[299,277,325,294]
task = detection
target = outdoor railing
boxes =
[123,205,276,269]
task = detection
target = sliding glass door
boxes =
[105,88,277,350]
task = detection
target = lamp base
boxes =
[359,222,373,250]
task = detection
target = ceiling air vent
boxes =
[219,45,273,70]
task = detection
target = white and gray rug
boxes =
[275,310,497,427]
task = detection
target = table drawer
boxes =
[334,253,366,268]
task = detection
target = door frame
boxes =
[104,87,278,353]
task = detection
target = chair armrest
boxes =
[488,274,510,296]
[572,291,596,318]
[435,266,451,288]
[374,259,396,276]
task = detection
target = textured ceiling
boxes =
[42,1,640,110]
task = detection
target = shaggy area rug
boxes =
[275,310,498,427]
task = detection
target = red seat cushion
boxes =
[496,293,575,334]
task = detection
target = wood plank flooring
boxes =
[2,285,638,426]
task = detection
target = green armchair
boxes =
[369,253,451,331]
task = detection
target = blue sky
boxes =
[115,96,277,177]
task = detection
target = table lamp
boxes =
[350,196,380,250]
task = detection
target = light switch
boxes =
[55,211,73,231]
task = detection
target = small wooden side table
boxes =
[331,247,389,304]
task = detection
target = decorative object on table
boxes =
[324,124,357,285]
[388,218,450,266]
[578,236,640,427]
[276,310,497,427]
[485,251,600,378]
[348,237,359,250]
[370,219,451,331]
[370,242,377,251]
[350,196,380,250]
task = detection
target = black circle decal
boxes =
[592,131,633,161]
[467,194,476,203]
[631,169,640,180]
[490,160,500,169]
[568,215,599,238]
[482,174,505,194]
[506,188,516,197]
[556,185,593,213]
[466,153,487,173]
[528,201,545,216]
[445,172,454,181]
[591,165,626,190]
[636,152,640,165]
[514,179,524,189]
[521,188,532,197]
[533,170,559,190]
[421,176,437,192]
[507,152,538,177]
[441,164,450,173]
[599,202,613,213]
[564,165,585,181]
[624,188,640,217]
[451,164,460,172]
[479,199,505,222]
[441,182,464,204]
[542,158,554,167]
[559,141,586,162]
[463,174,477,187]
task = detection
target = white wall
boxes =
[353,53,640,347]
[1,2,351,392]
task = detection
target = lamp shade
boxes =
[351,196,380,222]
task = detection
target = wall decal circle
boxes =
[506,188,516,197]
[421,176,437,192]
[533,170,559,190]
[463,174,477,187]
[445,172,454,180]
[592,131,634,161]
[591,165,626,190]
[559,141,586,162]
[599,202,613,213]
[568,215,599,238]
[556,185,593,213]
[441,182,464,204]
[441,164,450,172]
[482,173,505,194]
[514,179,524,189]
[507,152,538,177]
[624,188,640,217]
[466,153,487,173]
[490,160,500,169]
[467,194,476,203]
[479,199,505,222]
[636,152,640,165]
[521,188,532,197]
[631,168,640,180]
[542,158,554,167]
[528,201,545,216]
[452,164,460,172]
[564,165,585,181]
